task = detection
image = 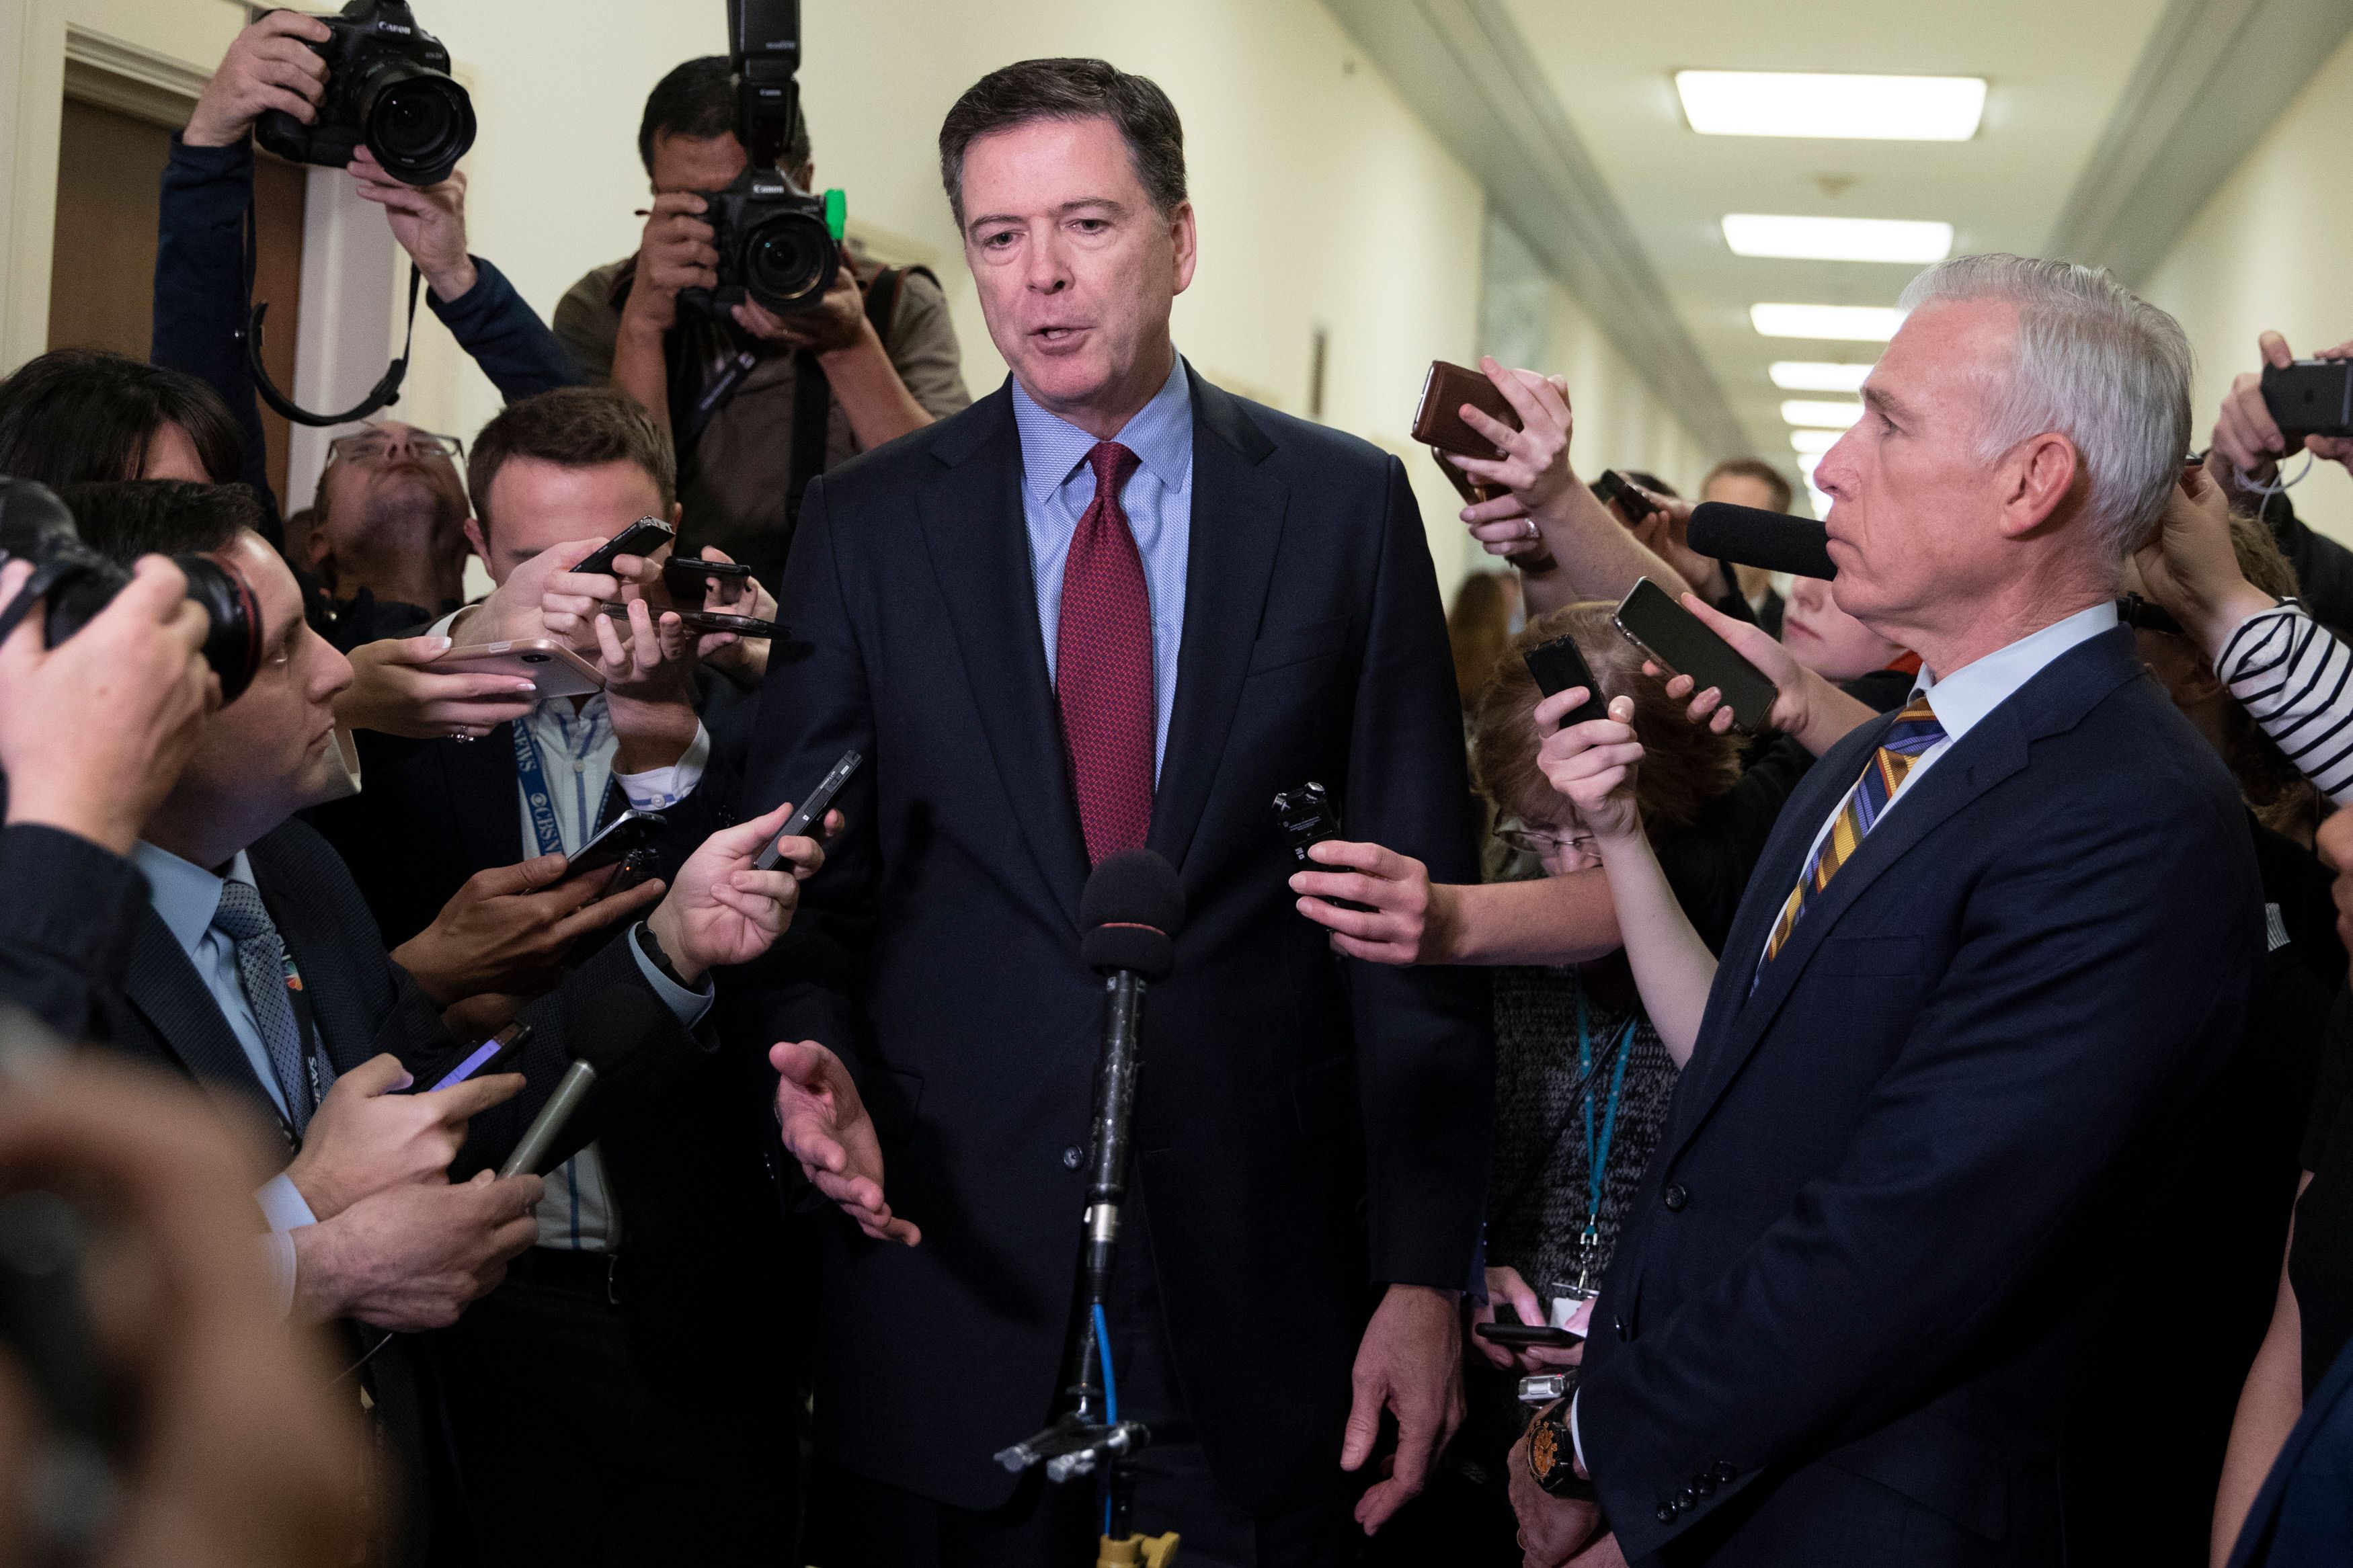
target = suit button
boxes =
[1714,1460,1737,1483]
[1612,1313,1628,1342]
[1663,1182,1689,1212]
[1655,1505,1677,1524]
[1062,1146,1083,1169]
[1693,1474,1716,1497]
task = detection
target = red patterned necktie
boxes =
[1055,441,1154,865]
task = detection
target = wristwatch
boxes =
[1527,1378,1597,1500]
[635,921,687,989]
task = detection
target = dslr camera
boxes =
[0,480,262,704]
[254,0,476,188]
[679,0,844,318]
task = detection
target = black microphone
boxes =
[498,983,674,1178]
[1688,501,1837,581]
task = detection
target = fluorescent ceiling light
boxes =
[1722,214,1953,263]
[1771,360,1872,393]
[1752,303,1902,341]
[1782,399,1864,429]
[1796,453,1821,477]
[1790,429,1841,455]
[1676,71,1987,141]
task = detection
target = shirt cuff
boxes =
[255,1171,318,1233]
[427,608,463,639]
[615,722,710,809]
[1570,1391,1586,1476]
[629,922,714,1028]
[260,1231,297,1319]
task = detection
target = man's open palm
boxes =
[771,1040,918,1246]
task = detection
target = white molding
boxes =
[61,24,209,124]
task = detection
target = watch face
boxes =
[1531,1419,1561,1481]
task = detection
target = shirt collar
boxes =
[133,841,259,961]
[1010,355,1192,504]
[1913,600,2118,743]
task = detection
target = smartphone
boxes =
[1411,360,1520,459]
[1431,446,1498,507]
[1273,782,1370,912]
[1613,577,1778,733]
[565,809,667,880]
[754,749,864,870]
[403,1022,532,1095]
[661,555,756,600]
[2262,359,2353,441]
[1593,468,1656,526]
[571,516,676,578]
[1523,636,1610,729]
[430,638,603,698]
[594,601,779,639]
[1475,1321,1585,1350]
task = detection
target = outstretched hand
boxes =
[1289,840,1454,965]
[2132,462,2276,659]
[1534,690,1644,844]
[645,800,836,984]
[770,1039,920,1245]
[1642,593,1872,758]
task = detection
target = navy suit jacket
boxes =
[2228,1327,2353,1567]
[1579,626,2264,1565]
[726,368,1492,1512]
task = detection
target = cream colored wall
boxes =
[2140,26,2353,546]
[3,0,1490,581]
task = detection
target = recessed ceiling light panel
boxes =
[1771,360,1873,393]
[1790,429,1841,455]
[1781,399,1864,429]
[1752,303,1902,341]
[1676,71,1987,141]
[1723,214,1953,263]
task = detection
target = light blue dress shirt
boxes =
[1011,356,1194,778]
[134,841,308,1120]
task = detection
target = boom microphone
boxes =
[499,983,673,1178]
[1688,501,1837,581]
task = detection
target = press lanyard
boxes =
[1573,989,1638,1294]
[511,719,567,858]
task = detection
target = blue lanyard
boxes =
[1575,988,1638,1288]
[511,720,565,858]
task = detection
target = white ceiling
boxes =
[1497,0,2176,482]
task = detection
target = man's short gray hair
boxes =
[1897,254,2191,560]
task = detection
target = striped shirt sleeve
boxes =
[2219,602,2353,804]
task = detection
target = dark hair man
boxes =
[0,348,239,486]
[305,386,806,1563]
[1701,456,1796,637]
[732,57,1489,1561]
[61,477,818,1563]
[553,55,971,585]
[1513,257,2266,1564]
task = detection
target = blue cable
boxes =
[1095,1303,1117,1534]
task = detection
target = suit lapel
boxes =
[1149,370,1287,876]
[119,911,288,1129]
[915,387,1092,931]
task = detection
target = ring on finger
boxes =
[1525,518,1540,540]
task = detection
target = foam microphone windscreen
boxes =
[1079,849,1185,981]
[1687,502,1837,581]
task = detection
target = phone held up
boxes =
[1523,635,1611,729]
[571,515,676,579]
[2262,359,2353,442]
[401,1022,533,1096]
[754,749,864,872]
[1414,360,1520,507]
[1613,577,1778,733]
[430,638,603,699]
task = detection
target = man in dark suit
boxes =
[60,479,819,1563]
[733,59,1491,1565]
[1511,256,2268,1566]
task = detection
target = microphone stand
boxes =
[993,969,1179,1567]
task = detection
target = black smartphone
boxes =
[403,1022,532,1095]
[595,601,781,639]
[1273,782,1371,912]
[1475,1321,1585,1350]
[564,809,667,880]
[1593,468,1654,526]
[1523,635,1609,728]
[755,749,864,870]
[2262,359,2353,441]
[1613,577,1778,732]
[660,555,756,600]
[571,516,676,578]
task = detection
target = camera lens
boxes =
[742,209,839,315]
[174,556,264,705]
[358,64,477,185]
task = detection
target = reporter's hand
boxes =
[731,253,867,354]
[184,9,330,148]
[771,1038,919,1245]
[2132,462,2277,660]
[2211,331,2353,485]
[1449,362,1577,560]
[1534,691,1643,843]
[1508,1424,1603,1567]
[1289,840,1458,965]
[586,595,695,705]
[291,1168,543,1331]
[621,194,719,337]
[1640,592,1870,757]
[1622,492,1723,600]
[281,1055,523,1221]
[336,633,536,741]
[645,800,837,984]
[0,556,218,855]
[389,850,667,1005]
[1474,1266,1548,1372]
[539,541,674,649]
[688,546,775,681]
[349,146,475,301]
[458,536,609,645]
[1343,1282,1466,1534]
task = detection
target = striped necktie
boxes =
[210,879,317,1132]
[1755,695,1946,986]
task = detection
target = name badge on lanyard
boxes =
[512,723,566,858]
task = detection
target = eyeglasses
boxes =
[325,427,465,466]
[1495,824,1598,857]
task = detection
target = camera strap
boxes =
[0,556,84,648]
[241,257,426,428]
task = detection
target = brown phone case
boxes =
[1412,360,1521,459]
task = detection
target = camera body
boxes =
[254,0,475,188]
[1273,782,1345,869]
[0,480,262,704]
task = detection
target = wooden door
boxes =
[46,97,308,508]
